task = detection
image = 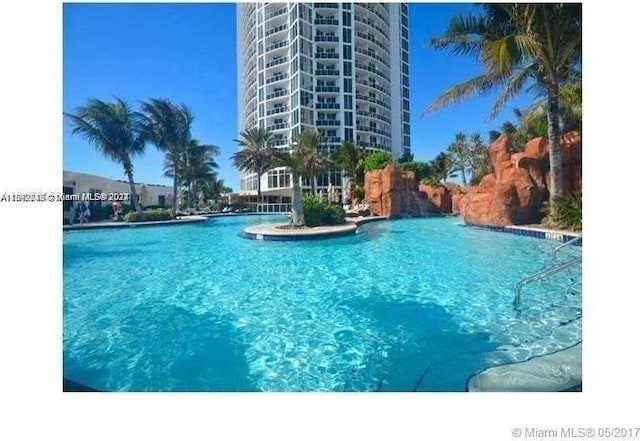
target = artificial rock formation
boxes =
[364,163,425,217]
[458,131,582,227]
[418,184,452,214]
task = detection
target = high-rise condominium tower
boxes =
[237,3,410,209]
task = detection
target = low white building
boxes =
[63,170,173,212]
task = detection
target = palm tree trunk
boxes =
[546,81,565,213]
[256,171,261,213]
[186,179,191,208]
[291,173,305,226]
[172,164,178,218]
[122,158,143,214]
[460,167,467,186]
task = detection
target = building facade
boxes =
[63,170,173,213]
[236,3,410,207]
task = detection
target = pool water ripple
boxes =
[64,215,581,391]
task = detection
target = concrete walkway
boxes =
[468,343,582,392]
[63,216,207,231]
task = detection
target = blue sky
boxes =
[63,3,535,191]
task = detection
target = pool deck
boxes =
[63,215,207,231]
[467,343,582,392]
[242,216,389,241]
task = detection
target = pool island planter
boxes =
[63,215,207,231]
[242,222,358,241]
[242,216,390,241]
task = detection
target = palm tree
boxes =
[273,139,310,226]
[138,98,194,218]
[231,127,275,210]
[180,139,220,207]
[297,129,331,195]
[427,3,581,211]
[64,98,145,213]
[332,140,365,201]
[431,152,454,184]
[469,133,490,185]
[447,132,470,186]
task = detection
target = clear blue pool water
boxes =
[63,215,581,391]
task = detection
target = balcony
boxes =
[314,35,339,43]
[314,69,340,76]
[315,102,340,109]
[355,94,391,111]
[266,89,288,100]
[315,119,341,126]
[323,136,341,143]
[315,85,340,93]
[355,3,389,27]
[265,56,288,69]
[358,141,391,152]
[265,23,287,38]
[272,138,288,147]
[266,106,289,116]
[265,40,287,53]
[314,3,339,9]
[314,52,339,59]
[314,18,339,26]
[355,79,390,96]
[354,16,389,40]
[355,109,391,124]
[355,62,390,82]
[355,47,390,69]
[267,122,290,131]
[356,125,392,139]
[265,6,288,21]
[266,73,288,85]
[355,32,390,55]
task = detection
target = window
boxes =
[402,87,409,99]
[344,128,353,141]
[402,14,408,28]
[403,100,410,111]
[403,111,410,123]
[343,45,351,59]
[158,195,166,207]
[342,28,351,43]
[344,95,352,109]
[404,135,411,147]
[402,51,408,63]
[343,78,352,93]
[402,63,409,76]
[89,188,102,207]
[343,61,352,76]
[343,3,351,10]
[344,111,353,126]
[402,39,408,51]
[342,11,351,26]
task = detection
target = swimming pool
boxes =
[63,215,582,391]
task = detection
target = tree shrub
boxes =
[363,151,392,172]
[124,209,172,222]
[544,190,581,231]
[303,195,346,227]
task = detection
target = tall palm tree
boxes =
[138,98,194,218]
[64,97,145,213]
[332,140,365,201]
[272,137,318,226]
[447,132,470,186]
[231,127,275,210]
[427,3,581,211]
[180,139,220,207]
[297,129,331,194]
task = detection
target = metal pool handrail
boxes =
[513,257,582,310]
[552,234,582,261]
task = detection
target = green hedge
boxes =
[124,209,172,223]
[363,151,392,172]
[303,195,346,227]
